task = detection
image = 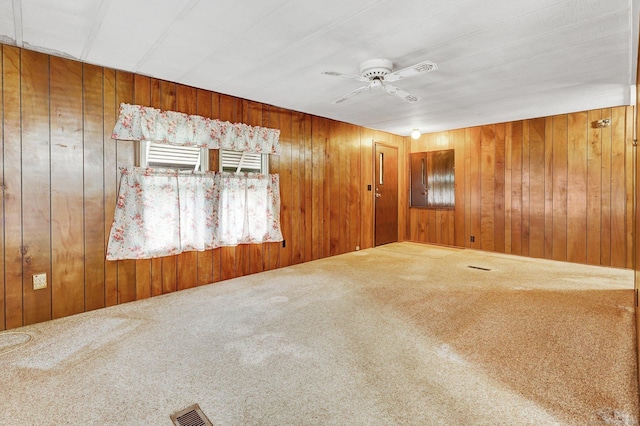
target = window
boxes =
[220,149,269,174]
[410,149,455,208]
[139,141,209,172]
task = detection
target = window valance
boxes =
[111,103,281,155]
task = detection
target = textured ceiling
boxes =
[1,0,638,135]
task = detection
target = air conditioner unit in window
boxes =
[139,141,208,172]
[220,150,268,174]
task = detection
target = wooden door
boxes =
[375,144,399,246]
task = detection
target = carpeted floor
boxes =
[0,242,637,425]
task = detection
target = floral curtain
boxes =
[111,103,281,154]
[106,168,283,261]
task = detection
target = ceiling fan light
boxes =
[370,79,383,89]
[411,129,421,140]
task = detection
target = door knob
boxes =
[375,193,382,198]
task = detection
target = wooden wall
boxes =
[3,41,628,331]
[409,108,635,269]
[634,47,640,388]
[0,44,408,331]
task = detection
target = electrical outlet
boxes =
[470,236,475,243]
[33,273,47,290]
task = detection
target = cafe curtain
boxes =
[106,168,283,261]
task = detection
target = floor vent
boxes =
[170,404,213,426]
[468,265,491,271]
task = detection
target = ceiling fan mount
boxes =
[359,58,393,79]
[322,57,437,104]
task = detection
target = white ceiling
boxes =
[1,0,638,135]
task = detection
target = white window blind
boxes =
[139,141,208,172]
[220,150,268,173]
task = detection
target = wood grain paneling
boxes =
[3,45,23,329]
[634,49,640,389]
[469,127,482,249]
[51,56,85,319]
[0,46,4,330]
[510,122,523,255]
[551,115,568,261]
[409,107,634,269]
[300,111,313,263]
[521,121,531,257]
[624,107,634,269]
[103,68,118,307]
[634,71,640,388]
[0,42,630,330]
[360,129,373,250]
[21,49,51,326]
[543,118,554,259]
[348,124,361,252]
[133,74,152,300]
[453,128,466,247]
[610,107,626,268]
[586,110,602,265]
[311,116,327,260]
[528,118,545,258]
[567,112,588,264]
[0,44,408,330]
[480,125,495,251]
[328,122,341,255]
[503,124,512,254]
[292,111,305,264]
[279,106,293,266]
[601,108,613,266]
[84,64,106,312]
[494,124,506,253]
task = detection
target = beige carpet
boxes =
[0,242,637,425]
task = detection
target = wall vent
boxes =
[170,403,213,426]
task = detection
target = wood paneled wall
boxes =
[0,44,408,331]
[409,108,635,269]
[633,47,640,388]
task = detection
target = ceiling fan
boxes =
[322,58,437,104]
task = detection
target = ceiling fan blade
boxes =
[383,83,421,103]
[322,71,369,82]
[383,59,438,82]
[333,84,371,104]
